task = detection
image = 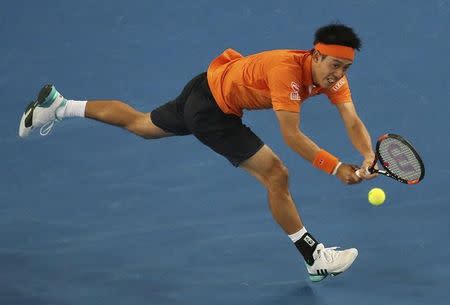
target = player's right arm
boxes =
[275,110,361,184]
[274,110,319,162]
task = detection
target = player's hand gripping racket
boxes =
[356,134,425,184]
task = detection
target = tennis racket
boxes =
[356,134,425,184]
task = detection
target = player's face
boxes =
[312,53,353,88]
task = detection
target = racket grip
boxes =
[355,168,373,178]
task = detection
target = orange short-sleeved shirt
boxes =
[207,48,352,117]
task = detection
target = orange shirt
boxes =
[207,48,352,117]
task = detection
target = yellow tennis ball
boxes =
[368,188,386,206]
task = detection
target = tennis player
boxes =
[19,23,377,282]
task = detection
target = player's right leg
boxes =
[240,146,358,282]
[18,84,173,139]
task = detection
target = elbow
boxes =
[348,117,363,130]
[283,136,295,148]
[282,129,303,147]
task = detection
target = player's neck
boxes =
[311,61,320,87]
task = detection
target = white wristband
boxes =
[332,162,342,176]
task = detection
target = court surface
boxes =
[1,1,449,304]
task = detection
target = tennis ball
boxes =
[368,188,386,206]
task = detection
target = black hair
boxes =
[313,23,362,51]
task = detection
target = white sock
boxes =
[56,100,87,119]
[288,227,307,243]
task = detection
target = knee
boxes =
[262,158,289,191]
[125,112,151,138]
[128,112,169,139]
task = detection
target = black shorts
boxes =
[150,72,264,167]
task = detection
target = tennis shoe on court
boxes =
[19,84,67,137]
[306,243,358,282]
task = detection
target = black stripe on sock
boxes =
[294,232,319,266]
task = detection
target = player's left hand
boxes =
[336,163,363,185]
[358,158,378,180]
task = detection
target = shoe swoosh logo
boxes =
[24,102,37,128]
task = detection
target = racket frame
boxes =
[368,134,425,184]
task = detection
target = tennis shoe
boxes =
[19,84,67,137]
[306,243,358,282]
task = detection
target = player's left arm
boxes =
[335,102,377,179]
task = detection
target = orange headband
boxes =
[314,43,355,61]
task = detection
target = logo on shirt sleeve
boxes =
[331,78,346,92]
[290,81,301,101]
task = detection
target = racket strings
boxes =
[378,138,423,181]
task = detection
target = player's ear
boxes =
[312,50,321,62]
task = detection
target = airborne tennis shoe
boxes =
[306,243,358,282]
[18,84,67,137]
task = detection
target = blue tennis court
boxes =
[1,1,449,304]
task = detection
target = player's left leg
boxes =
[85,100,171,139]
[18,84,172,139]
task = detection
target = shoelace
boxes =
[38,101,65,136]
[318,246,340,263]
[40,120,56,136]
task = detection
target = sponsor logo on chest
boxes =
[290,81,301,101]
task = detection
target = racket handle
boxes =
[355,168,371,177]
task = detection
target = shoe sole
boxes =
[18,84,54,138]
[308,249,358,282]
[309,271,343,282]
